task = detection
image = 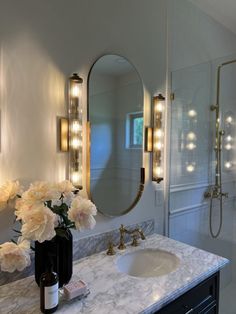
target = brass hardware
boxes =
[68,73,83,189]
[170,92,175,101]
[145,127,153,152]
[118,224,126,250]
[152,94,165,183]
[86,121,91,199]
[106,241,116,255]
[60,118,69,152]
[118,224,145,249]
[210,105,218,111]
[131,235,139,247]
[204,186,228,200]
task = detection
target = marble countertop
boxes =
[0,234,228,314]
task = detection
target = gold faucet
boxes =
[118,224,146,250]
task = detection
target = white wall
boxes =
[0,0,167,243]
[168,0,236,71]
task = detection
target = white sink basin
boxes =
[116,248,180,278]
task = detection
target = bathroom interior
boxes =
[1,0,236,313]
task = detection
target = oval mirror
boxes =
[87,54,144,216]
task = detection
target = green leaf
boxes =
[55,228,69,240]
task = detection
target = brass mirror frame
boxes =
[86,54,145,217]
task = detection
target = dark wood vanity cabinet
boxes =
[156,272,219,314]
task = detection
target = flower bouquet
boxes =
[0,180,97,285]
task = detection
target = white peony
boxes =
[14,198,35,219]
[56,180,75,196]
[0,239,31,272]
[21,181,60,204]
[0,180,22,211]
[68,196,97,231]
[19,203,58,243]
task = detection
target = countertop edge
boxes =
[141,258,229,314]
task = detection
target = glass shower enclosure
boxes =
[168,55,236,313]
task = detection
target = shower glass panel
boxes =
[169,54,236,313]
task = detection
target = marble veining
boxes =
[0,233,228,314]
[0,219,154,286]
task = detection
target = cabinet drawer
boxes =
[157,272,219,314]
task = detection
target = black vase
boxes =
[35,228,73,288]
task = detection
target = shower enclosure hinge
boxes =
[170,93,175,101]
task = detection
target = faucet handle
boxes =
[139,229,146,240]
[106,241,116,255]
[222,192,228,198]
[120,224,125,231]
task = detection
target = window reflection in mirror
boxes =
[88,55,144,216]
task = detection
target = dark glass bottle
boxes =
[35,227,73,288]
[40,262,59,314]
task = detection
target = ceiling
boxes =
[190,0,236,35]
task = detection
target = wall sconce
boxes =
[145,94,165,183]
[60,73,83,189]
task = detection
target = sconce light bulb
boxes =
[187,132,196,141]
[226,116,233,124]
[226,135,232,142]
[154,129,163,138]
[186,164,195,172]
[71,137,81,149]
[71,171,81,184]
[155,166,162,177]
[225,143,232,150]
[71,120,81,133]
[186,142,196,150]
[71,84,80,98]
[155,102,163,112]
[188,109,197,118]
[154,141,162,150]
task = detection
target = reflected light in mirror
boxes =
[226,135,232,142]
[188,109,197,117]
[186,142,196,150]
[225,161,232,169]
[225,143,232,150]
[226,116,233,124]
[186,164,195,172]
[187,132,196,141]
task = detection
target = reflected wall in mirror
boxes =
[87,54,144,216]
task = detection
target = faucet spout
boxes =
[118,224,145,250]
